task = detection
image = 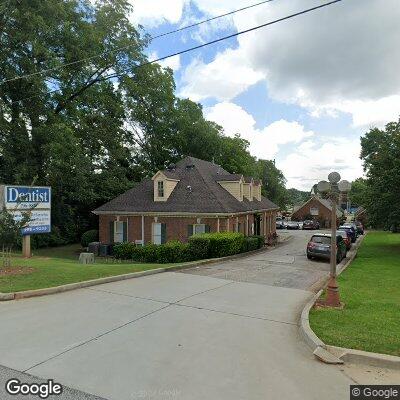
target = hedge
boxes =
[113,232,266,264]
[81,229,99,247]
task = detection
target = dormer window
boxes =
[158,181,164,198]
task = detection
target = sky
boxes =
[129,0,400,190]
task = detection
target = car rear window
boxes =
[311,236,330,245]
[337,231,348,238]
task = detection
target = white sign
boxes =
[310,207,319,216]
[10,210,51,235]
[3,185,51,209]
[1,185,51,235]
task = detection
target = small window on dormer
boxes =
[158,181,164,197]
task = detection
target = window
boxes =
[157,181,164,197]
[188,224,210,237]
[113,221,127,243]
[153,223,166,244]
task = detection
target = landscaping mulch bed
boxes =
[0,266,36,276]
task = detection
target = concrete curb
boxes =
[327,345,400,370]
[0,235,293,302]
[300,233,400,368]
[298,234,389,367]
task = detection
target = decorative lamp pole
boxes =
[317,172,351,307]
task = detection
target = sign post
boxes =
[0,185,51,258]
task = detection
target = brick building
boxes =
[94,157,279,245]
[291,196,344,228]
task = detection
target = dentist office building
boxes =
[94,157,279,245]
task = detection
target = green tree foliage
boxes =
[349,177,368,208]
[256,160,288,209]
[0,0,289,246]
[360,119,400,229]
[286,188,309,206]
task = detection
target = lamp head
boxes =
[317,180,330,193]
[338,180,351,192]
[328,171,341,184]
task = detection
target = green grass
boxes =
[0,244,175,293]
[309,231,400,356]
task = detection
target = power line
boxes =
[0,0,276,85]
[9,0,343,106]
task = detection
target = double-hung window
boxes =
[158,181,164,198]
[153,223,166,244]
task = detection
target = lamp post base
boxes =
[317,276,343,308]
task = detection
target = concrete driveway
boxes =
[0,231,353,400]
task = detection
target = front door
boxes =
[254,214,261,236]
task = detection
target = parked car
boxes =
[276,220,286,229]
[286,221,300,230]
[336,229,351,250]
[355,220,364,235]
[306,233,347,262]
[338,225,357,243]
[303,220,320,230]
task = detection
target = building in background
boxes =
[94,157,279,245]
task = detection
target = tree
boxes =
[256,160,288,209]
[360,119,400,229]
[0,208,31,268]
[349,177,368,208]
[286,188,309,206]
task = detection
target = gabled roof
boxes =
[94,156,278,215]
[292,196,343,217]
[215,174,243,182]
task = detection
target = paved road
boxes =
[180,230,330,291]
[0,231,354,400]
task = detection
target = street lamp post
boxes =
[317,172,351,308]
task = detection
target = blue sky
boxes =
[131,0,400,190]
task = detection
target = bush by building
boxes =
[113,232,266,263]
[80,229,99,247]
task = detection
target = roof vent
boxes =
[186,185,192,192]
[166,163,176,171]
[185,164,195,170]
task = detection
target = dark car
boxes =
[307,233,347,262]
[286,221,300,230]
[276,220,285,229]
[338,225,357,243]
[336,229,351,250]
[303,220,320,230]
[355,220,364,235]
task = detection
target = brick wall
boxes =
[98,212,274,244]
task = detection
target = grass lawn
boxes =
[0,244,175,293]
[309,231,400,357]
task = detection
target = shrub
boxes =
[187,235,212,260]
[81,229,99,247]
[113,242,137,260]
[252,235,265,249]
[157,241,190,263]
[140,243,159,263]
[242,236,259,252]
[189,232,245,258]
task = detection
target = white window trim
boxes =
[114,220,128,243]
[152,222,163,245]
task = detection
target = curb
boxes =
[299,233,400,368]
[0,235,292,302]
[298,234,388,367]
[326,345,400,370]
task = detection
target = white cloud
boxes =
[180,0,400,127]
[278,138,363,191]
[148,52,181,71]
[205,102,363,190]
[129,0,186,27]
[205,102,313,160]
[179,48,263,101]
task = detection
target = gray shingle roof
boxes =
[94,156,278,214]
